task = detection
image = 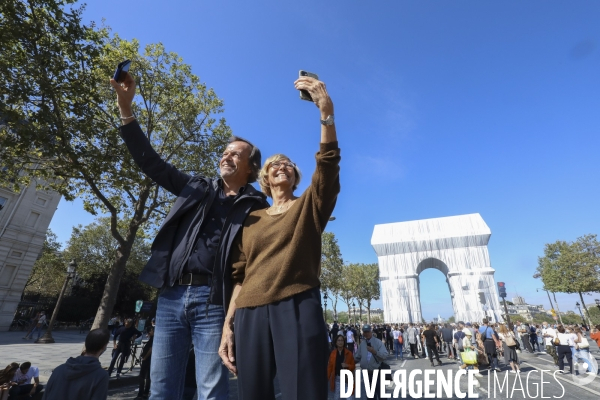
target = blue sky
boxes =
[50,1,600,320]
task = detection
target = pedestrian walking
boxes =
[23,311,46,340]
[327,334,355,400]
[136,327,154,399]
[422,324,443,367]
[107,319,142,378]
[406,323,419,358]
[479,319,500,372]
[392,325,403,360]
[497,325,520,373]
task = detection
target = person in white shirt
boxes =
[392,325,403,360]
[9,362,42,398]
[555,325,579,374]
[406,323,420,359]
[541,322,558,365]
[346,328,355,353]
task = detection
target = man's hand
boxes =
[219,324,236,375]
[294,77,334,117]
[109,72,136,121]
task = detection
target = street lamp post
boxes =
[533,273,565,325]
[575,302,586,327]
[323,292,328,323]
[36,260,77,344]
[352,301,356,325]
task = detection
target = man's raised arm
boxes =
[110,72,190,196]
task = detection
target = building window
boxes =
[35,197,48,207]
[25,211,40,228]
[0,196,7,211]
[0,265,16,287]
[9,250,23,258]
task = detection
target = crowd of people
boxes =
[323,320,600,399]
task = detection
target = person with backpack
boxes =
[478,319,501,372]
[392,325,403,360]
[453,324,466,356]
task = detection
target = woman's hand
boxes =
[219,322,237,375]
[341,362,348,368]
[294,77,334,117]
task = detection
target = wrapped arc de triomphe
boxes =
[371,213,501,323]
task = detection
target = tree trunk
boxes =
[91,237,135,330]
[552,292,565,326]
[367,301,371,324]
[578,291,593,328]
[332,296,338,321]
[359,303,363,324]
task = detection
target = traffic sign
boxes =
[140,301,153,313]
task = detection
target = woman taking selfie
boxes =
[219,75,340,400]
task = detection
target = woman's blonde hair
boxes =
[258,154,302,198]
[497,324,508,335]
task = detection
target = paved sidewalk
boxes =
[0,329,139,383]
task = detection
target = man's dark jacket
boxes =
[42,356,108,400]
[120,121,268,311]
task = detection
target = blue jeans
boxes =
[394,340,403,359]
[150,285,228,400]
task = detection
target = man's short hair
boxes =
[19,362,31,371]
[229,136,261,183]
[85,328,110,354]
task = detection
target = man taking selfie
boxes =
[110,71,268,399]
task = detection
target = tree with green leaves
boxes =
[25,219,155,319]
[1,0,231,329]
[320,232,343,320]
[338,263,357,324]
[23,230,65,297]
[536,235,600,327]
[348,263,380,324]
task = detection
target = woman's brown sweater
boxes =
[231,141,340,308]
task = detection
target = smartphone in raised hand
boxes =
[113,60,131,83]
[298,70,318,101]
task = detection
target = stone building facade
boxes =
[0,182,61,330]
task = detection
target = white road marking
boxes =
[521,361,600,396]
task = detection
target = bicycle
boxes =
[113,341,145,375]
[9,319,29,331]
